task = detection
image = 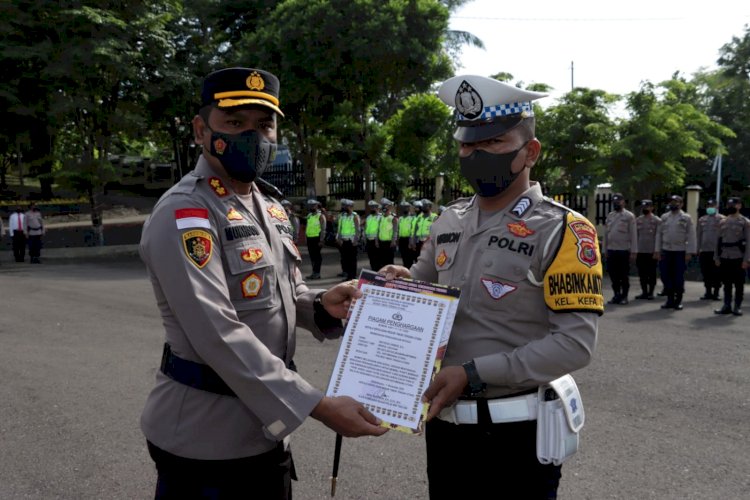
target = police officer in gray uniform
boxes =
[655,195,696,310]
[634,200,661,299]
[697,198,725,300]
[139,67,387,499]
[713,197,750,316]
[381,75,603,499]
[603,193,637,304]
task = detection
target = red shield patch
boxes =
[568,220,598,267]
[182,230,213,268]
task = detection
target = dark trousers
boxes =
[636,253,658,294]
[414,240,425,262]
[719,258,745,306]
[365,239,379,271]
[659,250,687,294]
[378,240,394,268]
[306,236,322,274]
[398,237,415,268]
[12,232,26,262]
[607,249,631,298]
[699,251,721,294]
[339,239,358,279]
[426,416,561,499]
[28,235,42,260]
[147,441,294,500]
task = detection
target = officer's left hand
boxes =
[422,365,468,421]
[321,282,362,319]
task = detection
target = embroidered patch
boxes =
[267,205,288,222]
[209,177,229,197]
[480,278,517,300]
[241,273,263,298]
[436,249,448,267]
[568,220,599,268]
[182,230,212,268]
[511,197,532,217]
[507,221,534,238]
[436,232,461,244]
[175,208,210,230]
[227,207,244,221]
[213,138,227,155]
[241,248,263,263]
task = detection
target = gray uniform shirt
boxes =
[140,156,338,460]
[697,214,725,253]
[716,215,750,261]
[655,210,696,253]
[604,209,637,251]
[410,183,601,398]
[24,210,44,236]
[636,214,661,253]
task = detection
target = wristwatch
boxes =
[462,360,486,396]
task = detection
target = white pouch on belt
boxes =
[536,374,585,466]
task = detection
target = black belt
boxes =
[160,343,237,397]
[720,241,745,247]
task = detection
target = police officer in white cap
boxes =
[304,198,326,279]
[377,197,398,268]
[363,199,382,270]
[335,198,360,280]
[380,75,603,498]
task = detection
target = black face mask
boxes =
[459,144,526,197]
[614,203,623,211]
[669,204,680,211]
[727,206,739,214]
[209,129,276,183]
[401,210,409,216]
[642,209,650,215]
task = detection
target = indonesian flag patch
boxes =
[182,230,213,268]
[175,208,211,230]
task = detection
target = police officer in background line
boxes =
[381,75,602,499]
[634,200,661,299]
[304,199,325,280]
[713,197,750,316]
[697,198,724,300]
[335,198,360,281]
[25,202,45,264]
[412,198,437,260]
[397,200,417,268]
[138,67,387,499]
[603,193,637,304]
[281,199,300,244]
[363,199,381,270]
[377,197,398,268]
[655,194,697,310]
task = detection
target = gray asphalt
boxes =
[0,248,748,499]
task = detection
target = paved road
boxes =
[0,250,748,499]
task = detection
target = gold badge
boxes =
[241,273,263,298]
[508,221,535,238]
[182,230,213,268]
[227,208,244,221]
[246,71,265,91]
[436,249,448,267]
[209,177,228,197]
[241,248,264,263]
[267,205,288,222]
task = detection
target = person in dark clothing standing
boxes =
[634,200,661,299]
[697,198,724,300]
[603,193,637,304]
[714,197,750,316]
[8,206,27,263]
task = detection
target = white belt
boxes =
[438,393,538,424]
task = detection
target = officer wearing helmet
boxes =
[377,197,398,268]
[380,74,602,498]
[281,199,300,244]
[412,198,437,260]
[363,199,382,270]
[304,198,325,279]
[397,200,417,267]
[335,198,360,280]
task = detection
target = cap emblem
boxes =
[455,80,483,120]
[246,71,265,91]
[213,137,227,155]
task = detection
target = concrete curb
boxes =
[1,244,140,263]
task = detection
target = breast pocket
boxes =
[223,238,279,311]
[435,244,460,281]
[475,252,532,308]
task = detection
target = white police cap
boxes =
[367,200,379,207]
[306,198,319,205]
[412,200,423,208]
[340,198,353,207]
[380,197,393,206]
[438,75,547,143]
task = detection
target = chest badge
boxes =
[241,248,264,263]
[267,205,288,222]
[227,207,244,221]
[182,230,213,269]
[208,177,229,197]
[508,221,534,238]
[436,249,449,267]
[241,273,263,298]
[480,278,517,300]
[568,220,599,268]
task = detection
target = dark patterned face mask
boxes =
[209,129,277,183]
[459,143,527,197]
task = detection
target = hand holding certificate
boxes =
[326,270,461,434]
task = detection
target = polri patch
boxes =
[241,273,263,298]
[568,220,599,268]
[209,177,229,197]
[507,221,534,238]
[227,207,244,221]
[267,205,288,222]
[241,248,263,263]
[182,230,213,268]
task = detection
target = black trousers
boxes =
[378,240,394,268]
[365,239,379,271]
[306,236,322,274]
[147,441,294,500]
[607,249,631,297]
[426,416,561,499]
[339,239,358,279]
[12,232,26,262]
[719,258,745,305]
[659,251,687,294]
[398,237,415,268]
[636,252,658,293]
[28,235,42,260]
[699,251,721,292]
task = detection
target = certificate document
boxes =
[326,271,461,434]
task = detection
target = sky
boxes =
[449,0,750,104]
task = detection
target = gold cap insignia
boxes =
[246,71,265,91]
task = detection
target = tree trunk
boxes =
[88,186,105,247]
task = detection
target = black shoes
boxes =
[305,273,321,280]
[635,293,649,300]
[732,307,743,316]
[714,304,732,315]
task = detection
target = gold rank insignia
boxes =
[209,177,229,197]
[507,221,535,238]
[182,230,213,268]
[267,205,288,222]
[240,247,264,263]
[227,207,244,221]
[436,249,448,267]
[246,71,265,91]
[241,273,263,298]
